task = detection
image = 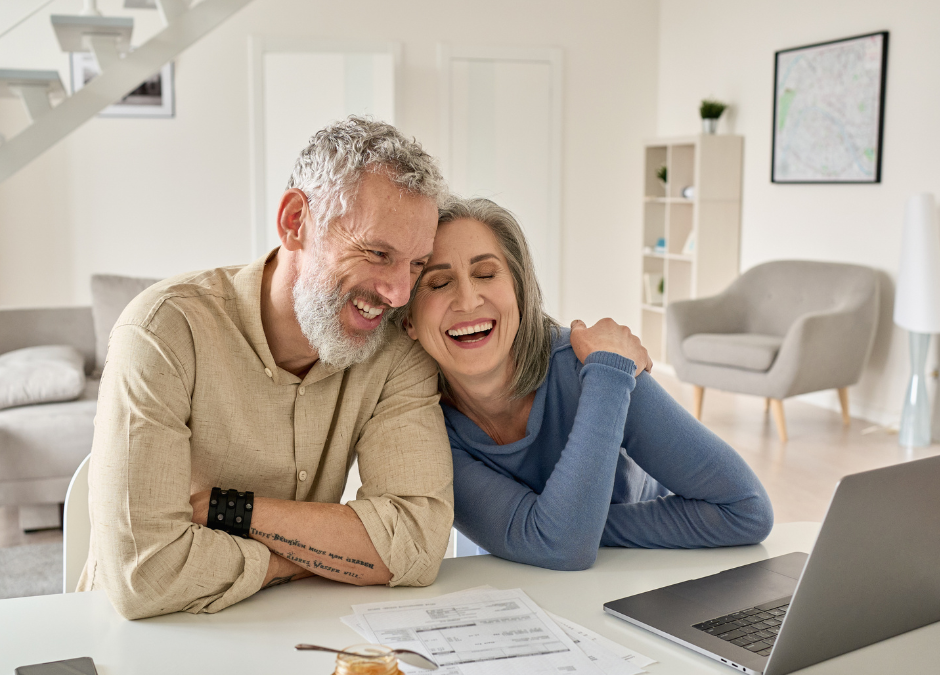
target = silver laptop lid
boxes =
[765,454,940,675]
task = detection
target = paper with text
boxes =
[351,588,604,675]
[547,612,655,674]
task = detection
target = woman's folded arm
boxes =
[453,353,637,570]
[601,374,774,549]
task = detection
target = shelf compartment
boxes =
[644,146,668,199]
[668,144,696,199]
[667,201,694,255]
[643,201,666,250]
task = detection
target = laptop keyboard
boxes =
[692,597,790,657]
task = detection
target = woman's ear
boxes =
[403,316,418,341]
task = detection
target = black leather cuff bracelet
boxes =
[207,487,254,538]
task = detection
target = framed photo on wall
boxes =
[70,52,174,118]
[771,31,888,183]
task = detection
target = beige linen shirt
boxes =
[77,252,453,619]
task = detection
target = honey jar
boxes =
[332,644,404,675]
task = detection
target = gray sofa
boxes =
[0,275,158,531]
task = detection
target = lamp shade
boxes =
[894,193,940,333]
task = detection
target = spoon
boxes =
[295,644,439,671]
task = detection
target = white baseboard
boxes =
[794,390,898,429]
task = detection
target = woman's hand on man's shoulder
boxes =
[569,318,653,373]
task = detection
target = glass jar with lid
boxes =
[333,644,404,675]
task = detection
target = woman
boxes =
[404,197,773,570]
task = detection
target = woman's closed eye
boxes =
[423,274,452,290]
[472,262,500,279]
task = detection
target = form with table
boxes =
[1,523,938,674]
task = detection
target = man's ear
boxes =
[276,189,310,252]
[403,316,418,341]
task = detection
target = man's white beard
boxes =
[292,258,389,370]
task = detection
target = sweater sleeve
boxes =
[601,373,774,549]
[452,352,636,570]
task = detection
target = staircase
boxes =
[0,0,254,184]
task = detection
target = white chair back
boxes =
[63,454,91,593]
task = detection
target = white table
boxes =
[1,523,937,674]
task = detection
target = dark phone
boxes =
[15,657,98,675]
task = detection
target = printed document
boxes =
[350,588,604,675]
[546,611,654,675]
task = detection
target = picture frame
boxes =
[69,52,174,118]
[771,31,888,184]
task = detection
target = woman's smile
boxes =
[446,319,497,347]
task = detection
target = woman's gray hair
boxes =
[286,115,447,236]
[436,197,559,400]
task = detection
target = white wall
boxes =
[0,0,659,336]
[657,0,940,426]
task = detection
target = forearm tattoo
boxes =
[250,527,369,579]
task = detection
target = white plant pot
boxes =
[702,118,718,134]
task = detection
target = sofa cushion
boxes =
[0,378,97,490]
[0,346,86,410]
[682,333,784,372]
[91,274,160,373]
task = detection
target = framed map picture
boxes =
[772,31,888,183]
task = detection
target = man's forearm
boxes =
[261,551,314,588]
[249,498,392,586]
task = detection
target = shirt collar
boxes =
[232,247,343,386]
[232,248,280,380]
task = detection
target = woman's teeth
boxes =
[447,321,494,341]
[353,299,383,320]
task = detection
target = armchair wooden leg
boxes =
[692,386,705,420]
[770,399,788,442]
[837,388,850,426]
[765,397,771,413]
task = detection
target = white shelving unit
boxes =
[640,134,743,363]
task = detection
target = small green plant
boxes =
[700,98,728,120]
[656,165,667,184]
[658,277,665,295]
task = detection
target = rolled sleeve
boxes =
[348,340,453,587]
[87,322,270,619]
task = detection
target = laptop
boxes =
[603,454,940,675]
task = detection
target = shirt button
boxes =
[264,368,273,378]
[298,386,305,396]
[298,470,308,481]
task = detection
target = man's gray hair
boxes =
[286,115,447,235]
[436,197,559,400]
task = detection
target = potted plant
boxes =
[656,165,667,195]
[700,98,727,134]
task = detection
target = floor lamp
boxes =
[894,193,940,447]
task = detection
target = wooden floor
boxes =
[3,369,938,549]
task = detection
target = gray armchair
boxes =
[666,260,880,442]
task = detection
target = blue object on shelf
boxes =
[654,237,666,253]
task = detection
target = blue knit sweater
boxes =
[443,329,774,571]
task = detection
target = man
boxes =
[78,117,454,619]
